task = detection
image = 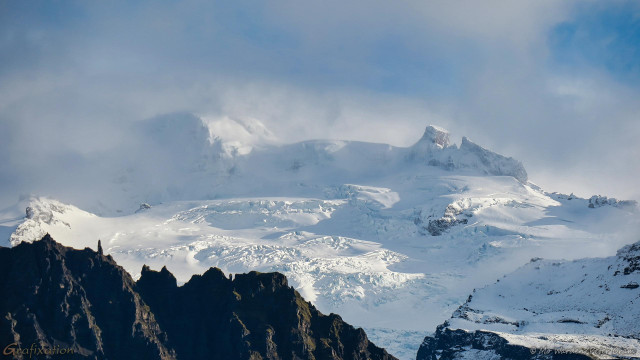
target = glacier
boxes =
[1,114,637,359]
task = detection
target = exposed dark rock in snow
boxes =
[417,325,592,360]
[416,240,640,359]
[136,203,152,213]
[588,195,637,209]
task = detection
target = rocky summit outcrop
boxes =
[0,235,396,360]
[418,125,451,149]
[409,125,528,183]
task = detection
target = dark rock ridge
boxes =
[136,265,395,360]
[416,324,591,360]
[0,234,174,360]
[0,235,396,360]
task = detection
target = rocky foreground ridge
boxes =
[0,235,396,360]
[416,240,640,360]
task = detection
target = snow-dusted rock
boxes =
[408,126,527,183]
[418,241,640,359]
[589,195,638,210]
[135,203,152,213]
[419,125,451,149]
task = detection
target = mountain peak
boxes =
[202,115,278,156]
[419,125,450,149]
[409,126,528,182]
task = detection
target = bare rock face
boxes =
[420,126,451,149]
[0,234,175,360]
[614,242,640,276]
[136,265,396,360]
[416,325,592,360]
[0,235,396,360]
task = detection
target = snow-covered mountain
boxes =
[1,113,638,359]
[417,241,640,359]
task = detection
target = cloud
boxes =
[1,0,639,205]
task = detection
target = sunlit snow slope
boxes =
[418,241,640,359]
[1,114,638,359]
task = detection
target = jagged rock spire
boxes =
[98,239,103,255]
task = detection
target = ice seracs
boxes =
[6,183,637,359]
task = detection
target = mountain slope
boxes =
[417,241,640,359]
[2,115,638,359]
[0,235,395,360]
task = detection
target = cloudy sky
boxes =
[1,0,639,205]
